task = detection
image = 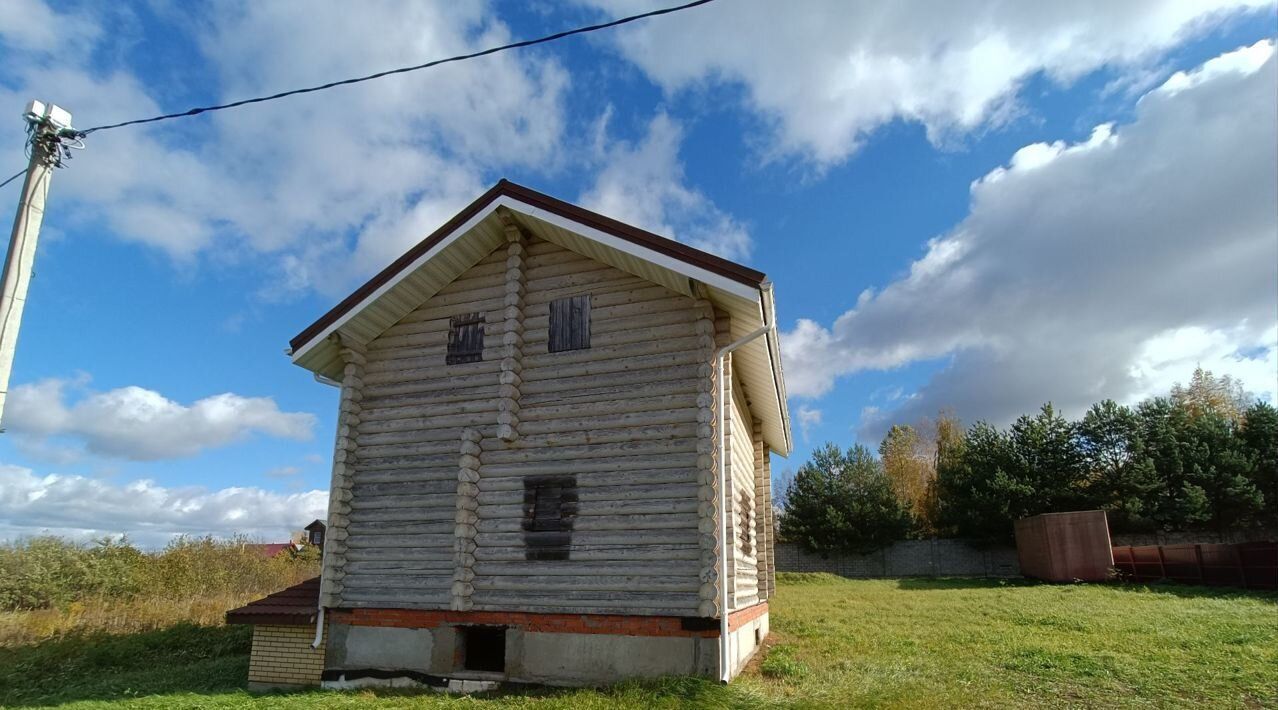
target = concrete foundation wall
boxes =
[321,606,769,687]
[775,540,1020,578]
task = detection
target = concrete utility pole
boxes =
[0,101,74,428]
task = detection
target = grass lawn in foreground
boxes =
[1,574,1273,708]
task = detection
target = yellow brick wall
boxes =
[248,624,325,689]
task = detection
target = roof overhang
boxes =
[289,180,792,455]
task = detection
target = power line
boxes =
[77,0,717,136]
[0,169,27,191]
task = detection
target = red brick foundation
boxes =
[329,603,767,638]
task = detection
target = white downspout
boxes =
[312,370,340,648]
[716,311,772,683]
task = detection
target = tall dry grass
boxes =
[0,535,319,647]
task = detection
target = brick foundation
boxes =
[328,603,768,638]
[248,623,325,691]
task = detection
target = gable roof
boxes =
[287,179,791,455]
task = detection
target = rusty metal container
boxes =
[1014,510,1114,582]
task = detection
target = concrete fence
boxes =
[775,539,1020,578]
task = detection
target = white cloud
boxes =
[0,1,570,298]
[0,464,326,548]
[5,376,316,461]
[589,0,1269,165]
[796,405,823,443]
[580,111,752,261]
[783,42,1278,436]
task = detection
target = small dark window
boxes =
[447,313,485,364]
[548,295,590,352]
[459,626,506,673]
[738,490,753,556]
[309,530,323,545]
[522,475,577,560]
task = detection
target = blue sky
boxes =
[0,1,1274,546]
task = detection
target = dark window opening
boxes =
[459,626,506,673]
[738,490,753,556]
[522,475,577,560]
[447,313,485,364]
[548,295,590,352]
[308,530,323,545]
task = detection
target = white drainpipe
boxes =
[716,286,774,683]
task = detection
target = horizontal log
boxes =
[344,533,455,549]
[477,451,694,477]
[470,590,701,606]
[345,518,454,536]
[520,378,696,407]
[522,297,688,333]
[340,590,452,604]
[474,530,696,547]
[519,361,700,396]
[523,284,679,319]
[477,470,697,493]
[524,274,653,307]
[520,351,702,383]
[474,545,700,562]
[354,453,459,471]
[471,560,696,577]
[477,482,699,504]
[520,408,698,434]
[344,548,454,562]
[519,393,697,422]
[343,560,455,574]
[356,440,459,460]
[478,499,698,519]
[353,467,459,485]
[475,513,697,534]
[510,424,697,450]
[362,367,500,399]
[357,384,504,413]
[342,574,452,589]
[348,507,457,523]
[352,480,456,497]
[523,336,701,370]
[472,575,698,593]
[480,439,698,464]
[349,493,459,511]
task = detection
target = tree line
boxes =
[782,368,1277,554]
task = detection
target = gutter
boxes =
[715,291,774,683]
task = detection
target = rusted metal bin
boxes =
[1014,511,1114,582]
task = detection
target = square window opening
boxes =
[447,313,485,364]
[459,626,506,673]
[523,475,577,560]
[548,295,590,352]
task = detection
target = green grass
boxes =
[2,576,1274,708]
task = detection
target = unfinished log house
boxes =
[238,180,791,689]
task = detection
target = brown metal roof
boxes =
[289,179,768,353]
[225,576,320,626]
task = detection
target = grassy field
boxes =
[1,574,1274,709]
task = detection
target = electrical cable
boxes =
[0,169,26,191]
[76,0,717,136]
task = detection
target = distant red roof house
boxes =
[226,577,320,626]
[244,543,298,559]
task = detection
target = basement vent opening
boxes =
[447,312,485,364]
[459,626,506,673]
[522,475,577,561]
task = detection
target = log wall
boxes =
[333,232,740,616]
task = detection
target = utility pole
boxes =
[0,101,75,428]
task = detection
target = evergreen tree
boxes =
[782,442,913,555]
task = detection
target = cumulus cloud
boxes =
[795,405,823,443]
[5,376,315,461]
[0,1,569,297]
[590,0,1269,165]
[781,42,1278,437]
[0,464,327,548]
[580,111,752,261]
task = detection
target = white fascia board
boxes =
[292,195,763,362]
[516,203,762,302]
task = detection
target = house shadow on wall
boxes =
[0,621,739,707]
